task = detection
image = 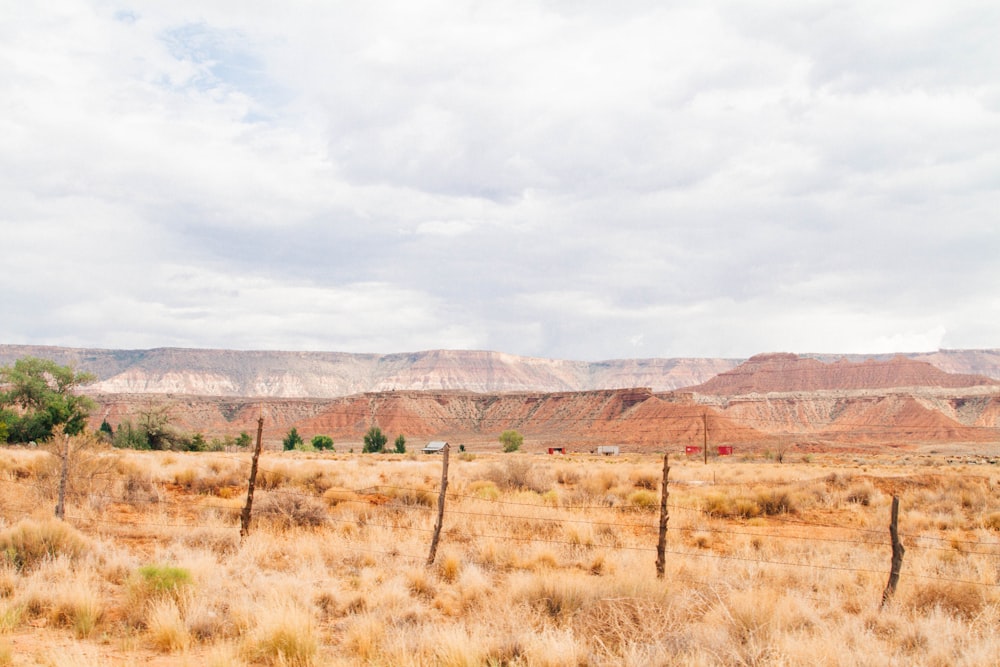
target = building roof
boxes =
[422,441,448,452]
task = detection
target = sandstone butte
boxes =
[14,345,991,454]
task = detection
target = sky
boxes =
[2,1,998,361]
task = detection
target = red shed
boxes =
[717,446,734,456]
[685,446,700,455]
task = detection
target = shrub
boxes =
[907,582,986,620]
[384,486,435,507]
[0,519,90,571]
[703,494,732,518]
[362,426,387,453]
[755,490,794,515]
[629,470,659,490]
[255,492,328,529]
[467,480,499,501]
[484,459,549,493]
[556,467,581,485]
[311,435,334,451]
[282,428,303,452]
[846,482,874,506]
[133,565,192,600]
[626,489,658,510]
[499,430,523,453]
[393,434,406,454]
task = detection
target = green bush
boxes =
[311,435,334,451]
[499,429,523,453]
[362,426,387,453]
[283,428,304,451]
[136,564,192,596]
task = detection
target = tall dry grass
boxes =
[0,444,996,664]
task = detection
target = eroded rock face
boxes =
[0,345,740,396]
[4,345,999,451]
[687,354,999,395]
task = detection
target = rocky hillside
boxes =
[687,354,1000,448]
[0,345,739,395]
[688,353,999,394]
[4,345,999,451]
[3,344,1000,398]
[92,388,764,452]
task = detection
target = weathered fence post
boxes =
[240,414,265,539]
[880,495,904,608]
[427,443,451,566]
[655,452,670,578]
[702,412,708,464]
[55,433,70,520]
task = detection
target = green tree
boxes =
[311,434,334,451]
[112,419,149,450]
[362,425,387,453]
[189,433,207,452]
[99,419,113,439]
[393,434,406,454]
[235,431,252,448]
[499,429,523,453]
[0,357,96,443]
[136,404,174,450]
[283,427,303,451]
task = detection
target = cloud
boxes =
[1,1,998,360]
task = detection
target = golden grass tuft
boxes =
[243,599,318,666]
[147,597,191,652]
[906,582,988,620]
[0,519,91,572]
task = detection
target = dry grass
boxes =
[0,446,997,664]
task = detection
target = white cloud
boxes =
[1,0,998,360]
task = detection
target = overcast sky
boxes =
[2,1,998,361]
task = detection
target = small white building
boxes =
[596,445,620,456]
[422,441,448,454]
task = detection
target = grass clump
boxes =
[626,489,658,510]
[127,564,192,621]
[0,519,90,572]
[136,564,192,595]
[255,492,328,529]
[906,582,987,620]
[244,601,318,666]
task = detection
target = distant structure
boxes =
[718,446,734,456]
[422,441,448,454]
[547,447,565,455]
[596,445,620,456]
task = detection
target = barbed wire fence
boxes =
[1,439,998,612]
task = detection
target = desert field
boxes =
[0,436,997,666]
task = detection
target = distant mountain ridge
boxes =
[1,344,999,398]
[0,345,740,396]
[689,353,1000,394]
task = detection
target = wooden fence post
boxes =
[655,452,670,578]
[881,495,904,608]
[240,414,265,539]
[427,443,451,566]
[703,412,708,464]
[55,433,70,520]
